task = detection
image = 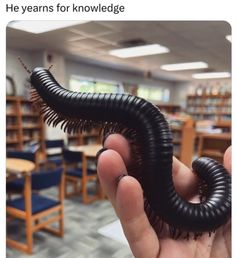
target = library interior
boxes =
[6,21,231,258]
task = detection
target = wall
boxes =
[7,48,177,103]
[7,47,231,109]
[6,49,43,96]
[65,59,173,87]
[65,59,177,105]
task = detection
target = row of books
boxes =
[187,106,231,114]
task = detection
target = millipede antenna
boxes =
[18,56,32,74]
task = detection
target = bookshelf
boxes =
[67,115,195,167]
[6,96,45,152]
[6,96,22,150]
[197,133,231,164]
[67,128,102,146]
[167,115,195,167]
[186,93,231,122]
[157,104,181,114]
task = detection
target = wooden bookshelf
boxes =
[6,96,45,152]
[186,93,231,122]
[157,104,181,114]
[168,115,195,167]
[67,115,195,167]
[67,128,102,146]
[197,132,231,164]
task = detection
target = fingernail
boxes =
[116,174,127,186]
[96,147,108,162]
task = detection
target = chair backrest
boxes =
[45,139,64,149]
[31,168,63,190]
[7,150,36,163]
[45,139,64,157]
[62,149,83,164]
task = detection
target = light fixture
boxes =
[109,44,170,58]
[161,61,208,71]
[7,21,89,34]
[192,72,231,79]
[226,35,231,42]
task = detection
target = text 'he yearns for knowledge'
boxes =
[6,3,125,14]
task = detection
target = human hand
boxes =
[97,134,231,258]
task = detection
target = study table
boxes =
[68,144,102,158]
[6,158,35,178]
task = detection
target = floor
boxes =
[6,187,134,258]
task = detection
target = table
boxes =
[6,158,35,177]
[68,144,102,158]
[6,158,35,199]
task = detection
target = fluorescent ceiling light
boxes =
[161,61,208,71]
[192,72,231,79]
[109,44,169,58]
[8,21,89,34]
[226,35,231,42]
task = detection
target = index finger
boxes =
[103,134,198,199]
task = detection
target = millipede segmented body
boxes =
[29,67,231,236]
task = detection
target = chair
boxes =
[6,150,38,195]
[6,167,64,254]
[63,148,98,203]
[45,139,64,168]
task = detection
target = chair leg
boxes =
[82,179,88,203]
[74,180,79,195]
[64,179,68,197]
[24,174,33,254]
[25,216,33,254]
[65,177,81,197]
[59,209,64,237]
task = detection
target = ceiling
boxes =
[6,21,231,82]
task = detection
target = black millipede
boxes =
[26,65,231,238]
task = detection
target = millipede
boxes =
[22,61,231,239]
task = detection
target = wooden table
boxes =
[6,158,35,177]
[68,144,102,158]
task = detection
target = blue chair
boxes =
[6,150,38,194]
[63,148,98,203]
[45,139,64,167]
[6,167,64,254]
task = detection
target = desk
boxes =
[6,158,35,176]
[68,144,102,158]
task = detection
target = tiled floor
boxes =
[6,188,134,258]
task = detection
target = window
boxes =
[137,85,170,102]
[70,76,119,94]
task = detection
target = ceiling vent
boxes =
[118,38,148,48]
